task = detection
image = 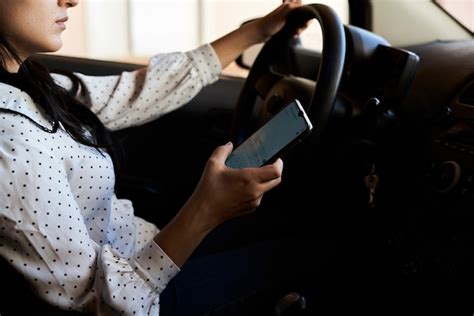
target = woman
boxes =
[0,0,325,315]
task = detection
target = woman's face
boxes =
[0,0,78,60]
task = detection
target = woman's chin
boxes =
[42,38,63,54]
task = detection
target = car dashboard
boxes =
[294,34,474,313]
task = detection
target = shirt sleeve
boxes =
[52,44,222,131]
[0,115,179,315]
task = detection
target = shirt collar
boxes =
[0,82,55,131]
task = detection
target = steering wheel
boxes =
[230,4,346,147]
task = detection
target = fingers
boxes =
[210,142,283,189]
[258,175,282,192]
[281,0,305,36]
[241,195,264,214]
[255,158,284,183]
[283,0,303,6]
[210,142,233,164]
[272,158,284,173]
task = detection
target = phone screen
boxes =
[226,99,313,169]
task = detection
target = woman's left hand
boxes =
[210,0,306,69]
[252,0,305,43]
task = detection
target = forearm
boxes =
[209,2,300,69]
[210,21,261,69]
[153,201,214,267]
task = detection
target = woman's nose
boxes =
[60,0,79,8]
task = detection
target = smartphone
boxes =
[225,99,313,169]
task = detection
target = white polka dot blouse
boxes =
[0,44,221,315]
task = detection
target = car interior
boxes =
[2,0,474,315]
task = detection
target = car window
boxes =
[370,0,472,47]
[434,0,474,33]
[56,0,349,77]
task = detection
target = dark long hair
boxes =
[0,36,121,171]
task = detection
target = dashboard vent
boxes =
[459,80,474,106]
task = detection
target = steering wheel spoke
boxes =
[254,73,284,99]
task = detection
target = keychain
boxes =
[364,163,379,208]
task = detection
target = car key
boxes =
[364,163,379,208]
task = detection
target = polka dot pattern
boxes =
[53,44,221,131]
[0,44,221,315]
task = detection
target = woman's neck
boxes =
[4,61,21,73]
[1,56,22,73]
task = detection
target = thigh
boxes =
[159,239,335,316]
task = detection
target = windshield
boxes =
[57,0,349,77]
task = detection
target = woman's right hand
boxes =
[185,142,284,233]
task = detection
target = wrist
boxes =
[153,201,214,267]
[179,199,218,236]
[240,19,266,46]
